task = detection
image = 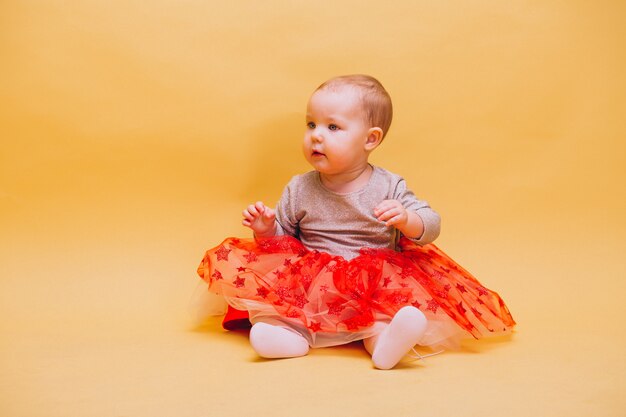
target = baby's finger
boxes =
[255,201,266,214]
[377,207,398,222]
[247,204,260,217]
[242,219,252,227]
[242,209,255,221]
[385,214,403,226]
[263,207,276,221]
[373,201,387,214]
[374,200,396,216]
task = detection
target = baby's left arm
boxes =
[374,200,424,239]
[377,179,441,245]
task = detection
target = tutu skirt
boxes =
[197,236,515,349]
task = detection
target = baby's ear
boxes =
[365,127,384,151]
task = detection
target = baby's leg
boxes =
[249,322,310,359]
[365,306,427,370]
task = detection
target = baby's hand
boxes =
[374,199,408,228]
[242,201,277,237]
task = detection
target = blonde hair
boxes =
[315,74,393,138]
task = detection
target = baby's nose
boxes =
[311,128,323,141]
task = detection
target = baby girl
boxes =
[197,74,515,369]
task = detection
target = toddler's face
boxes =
[303,87,373,176]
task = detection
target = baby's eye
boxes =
[328,124,339,131]
[307,121,316,129]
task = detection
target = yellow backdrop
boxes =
[1,1,624,416]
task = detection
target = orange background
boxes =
[1,1,625,416]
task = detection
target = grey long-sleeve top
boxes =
[274,165,441,260]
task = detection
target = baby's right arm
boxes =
[242,201,278,237]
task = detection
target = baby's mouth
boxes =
[312,150,325,157]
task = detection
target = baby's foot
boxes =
[249,322,310,359]
[371,306,427,370]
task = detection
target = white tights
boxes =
[249,306,428,369]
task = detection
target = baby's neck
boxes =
[319,164,373,193]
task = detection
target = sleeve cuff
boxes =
[406,209,441,245]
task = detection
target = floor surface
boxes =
[1,204,624,417]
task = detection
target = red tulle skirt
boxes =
[197,236,515,349]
